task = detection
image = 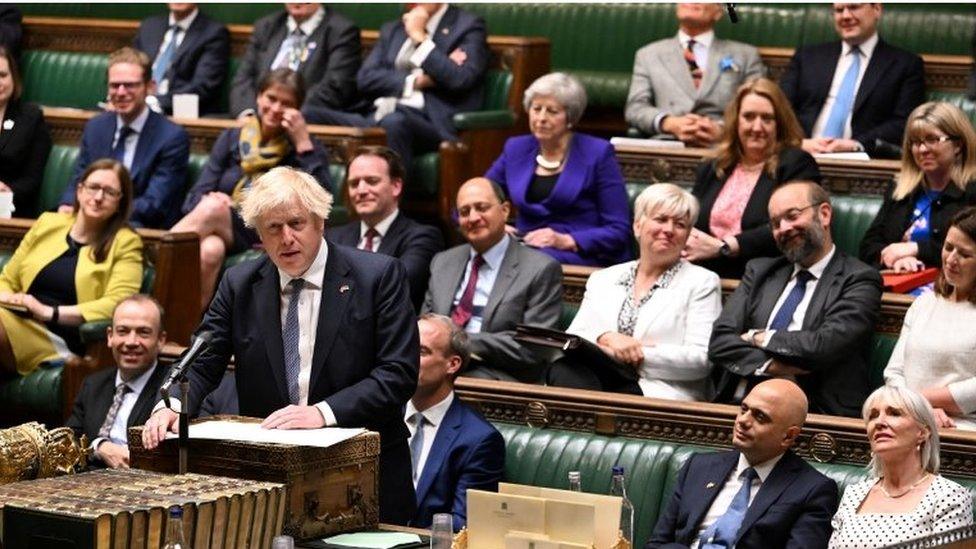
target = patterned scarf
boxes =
[232,115,291,204]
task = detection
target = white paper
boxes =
[610,136,686,150]
[165,420,365,448]
[173,93,200,119]
[812,151,872,161]
[323,532,423,549]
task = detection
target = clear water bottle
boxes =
[568,470,582,492]
[610,466,634,544]
[163,505,188,549]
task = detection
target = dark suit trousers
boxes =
[380,436,417,525]
[303,105,441,181]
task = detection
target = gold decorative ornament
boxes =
[0,422,87,484]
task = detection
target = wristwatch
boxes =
[719,241,732,257]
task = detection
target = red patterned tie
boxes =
[451,254,484,328]
[363,227,379,252]
[685,39,702,89]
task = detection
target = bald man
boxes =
[422,177,562,383]
[647,380,839,549]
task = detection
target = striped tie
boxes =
[685,39,703,89]
[283,278,305,405]
[97,383,132,440]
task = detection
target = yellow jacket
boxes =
[0,212,144,321]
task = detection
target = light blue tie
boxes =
[409,412,427,482]
[152,25,181,85]
[822,46,861,138]
[700,467,759,548]
[283,278,305,405]
[768,270,814,331]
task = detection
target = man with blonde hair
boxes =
[143,166,420,524]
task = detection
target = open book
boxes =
[514,324,638,382]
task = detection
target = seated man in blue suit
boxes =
[647,379,838,549]
[133,3,230,115]
[305,3,488,175]
[58,47,189,229]
[407,313,504,530]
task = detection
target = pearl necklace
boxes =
[535,153,564,171]
[879,473,930,499]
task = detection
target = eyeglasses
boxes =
[80,182,122,200]
[769,203,822,230]
[108,81,144,91]
[909,135,956,148]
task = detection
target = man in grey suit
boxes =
[423,178,562,383]
[709,181,883,417]
[625,3,764,146]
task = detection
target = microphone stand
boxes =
[178,374,189,475]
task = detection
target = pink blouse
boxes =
[709,165,762,240]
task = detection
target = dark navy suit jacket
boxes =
[485,133,633,266]
[357,6,488,141]
[327,213,444,312]
[133,11,230,114]
[779,39,924,156]
[61,110,190,229]
[184,243,420,524]
[647,450,838,549]
[410,396,504,531]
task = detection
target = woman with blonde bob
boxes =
[860,102,976,274]
[549,183,721,399]
[687,78,822,279]
[885,207,976,430]
[829,386,973,548]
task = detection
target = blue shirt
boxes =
[453,236,511,334]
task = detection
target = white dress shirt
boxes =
[153,8,198,95]
[764,245,837,334]
[811,33,879,140]
[113,106,150,171]
[374,3,449,119]
[270,6,326,70]
[357,209,400,251]
[95,362,160,449]
[404,391,454,487]
[692,452,784,549]
[277,237,337,425]
[453,236,511,334]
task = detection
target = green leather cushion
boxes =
[926,91,976,128]
[869,333,899,390]
[559,302,579,331]
[22,50,107,110]
[40,145,80,213]
[0,361,64,421]
[830,195,884,258]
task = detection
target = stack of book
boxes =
[0,468,285,548]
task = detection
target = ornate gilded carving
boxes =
[525,401,550,428]
[808,432,839,463]
[0,422,87,484]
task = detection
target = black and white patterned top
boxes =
[828,475,973,548]
[615,260,683,336]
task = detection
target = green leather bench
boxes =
[494,422,976,548]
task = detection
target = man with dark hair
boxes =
[58,47,189,229]
[230,2,361,116]
[407,313,503,530]
[780,3,924,158]
[133,2,230,115]
[423,177,562,383]
[709,181,883,416]
[327,146,444,310]
[67,295,168,469]
[649,379,838,548]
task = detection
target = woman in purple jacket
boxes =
[485,72,632,266]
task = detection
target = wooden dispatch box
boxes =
[128,416,380,540]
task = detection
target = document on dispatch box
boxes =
[166,420,366,447]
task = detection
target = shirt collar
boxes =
[117,105,150,133]
[678,29,714,49]
[616,259,684,288]
[426,4,450,35]
[169,8,198,31]
[278,237,329,292]
[287,6,326,36]
[471,234,511,271]
[843,32,878,58]
[736,451,785,483]
[792,244,836,281]
[405,391,455,428]
[360,209,399,239]
[114,361,159,396]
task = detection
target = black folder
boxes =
[514,324,638,382]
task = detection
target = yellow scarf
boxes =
[232,115,291,204]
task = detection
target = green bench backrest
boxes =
[22,50,107,110]
[39,144,79,213]
[829,194,884,258]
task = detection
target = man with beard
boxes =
[708,181,882,417]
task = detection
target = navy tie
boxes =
[768,270,814,331]
[283,278,305,405]
[112,125,134,165]
[701,467,759,548]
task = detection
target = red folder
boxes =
[881,267,939,293]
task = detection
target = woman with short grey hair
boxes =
[829,385,973,548]
[548,183,721,400]
[485,72,632,267]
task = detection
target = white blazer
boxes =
[567,260,721,401]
